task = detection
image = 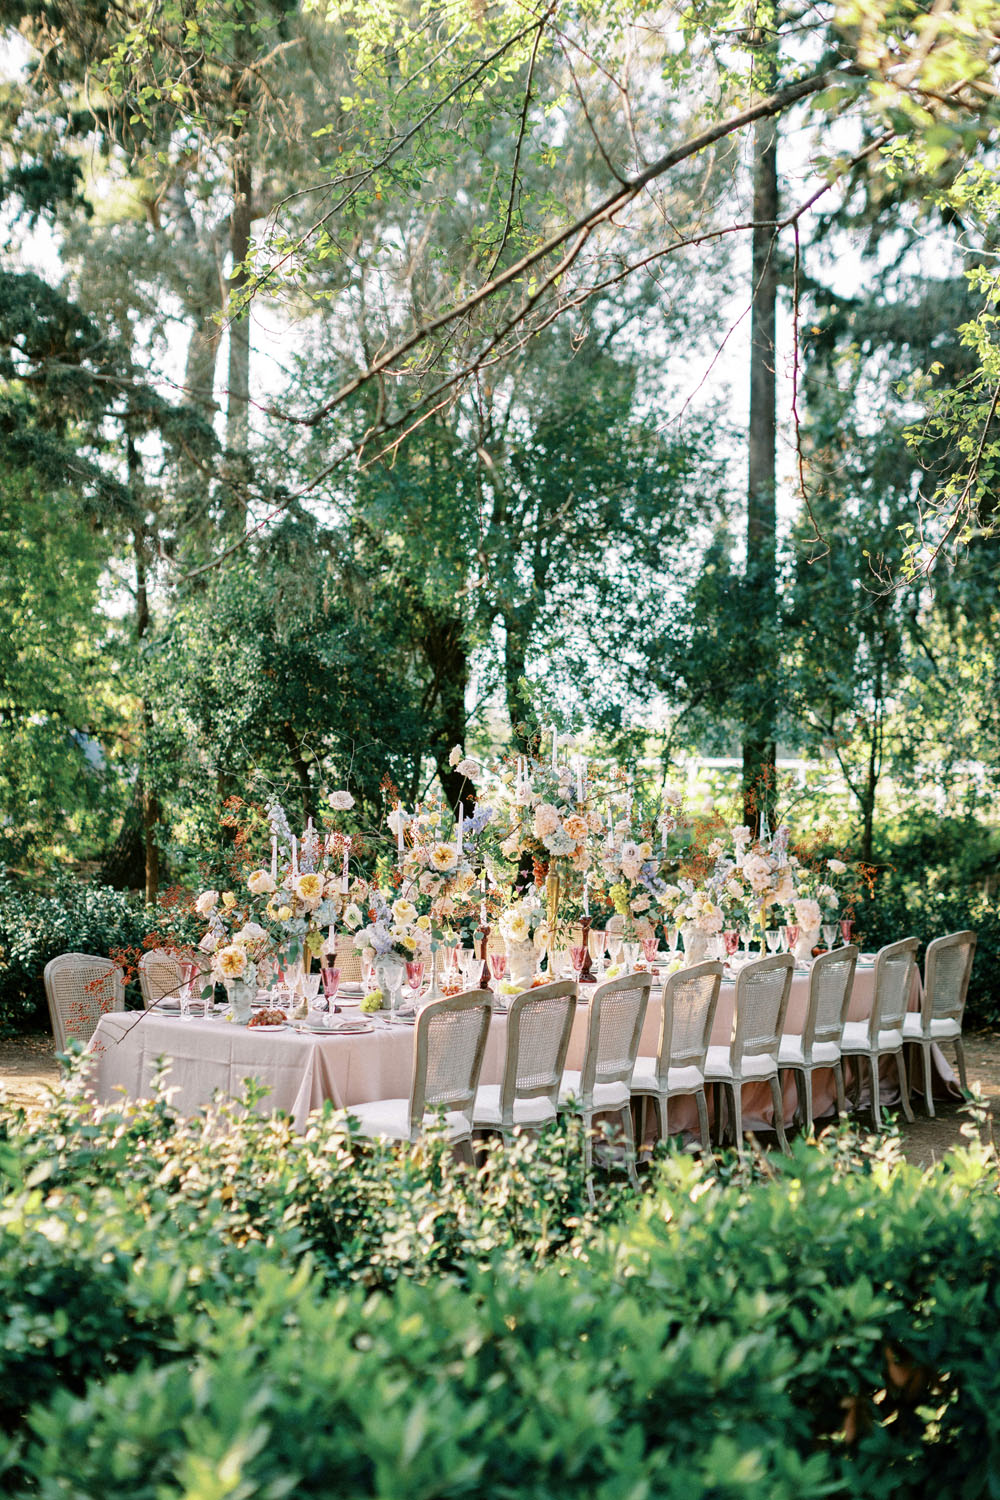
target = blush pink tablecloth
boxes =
[87,963,950,1136]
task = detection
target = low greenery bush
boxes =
[4,1074,1000,1497]
[0,875,206,1032]
[0,875,147,1029]
[856,884,1000,1029]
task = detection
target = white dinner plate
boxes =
[247,1022,287,1032]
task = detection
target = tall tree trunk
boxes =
[419,608,470,813]
[226,133,252,463]
[226,8,253,521]
[743,104,780,833]
[132,515,160,903]
[502,609,532,751]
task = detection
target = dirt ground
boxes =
[2,1029,997,1165]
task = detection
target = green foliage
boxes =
[0,877,152,1030]
[857,882,1000,1031]
[5,1076,1000,1497]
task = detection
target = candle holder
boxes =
[426,942,442,1002]
[478,923,491,989]
[578,916,596,985]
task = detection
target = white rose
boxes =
[456,758,481,779]
[233,921,267,946]
[827,858,848,875]
[448,745,463,767]
[247,869,276,896]
[195,890,218,916]
[392,899,417,925]
[328,790,355,811]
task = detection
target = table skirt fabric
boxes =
[86,963,953,1137]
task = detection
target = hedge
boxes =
[3,1072,1000,1497]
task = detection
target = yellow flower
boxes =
[430,842,458,872]
[392,898,417,924]
[247,869,276,896]
[415,914,431,931]
[216,945,247,978]
[277,905,292,922]
[221,891,237,910]
[293,872,323,907]
[639,841,653,859]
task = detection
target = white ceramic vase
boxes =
[793,928,820,963]
[679,923,711,966]
[505,940,536,988]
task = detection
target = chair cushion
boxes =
[472,1084,557,1129]
[703,1045,778,1082]
[350,1098,471,1142]
[631,1059,705,1096]
[777,1037,841,1067]
[558,1070,631,1112]
[902,1014,961,1041]
[841,1021,903,1053]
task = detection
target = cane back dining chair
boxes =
[138,948,184,1009]
[349,989,493,1160]
[840,937,919,1129]
[778,945,857,1130]
[703,954,794,1158]
[44,952,125,1052]
[558,970,652,1195]
[630,960,722,1149]
[902,929,977,1112]
[473,979,577,1137]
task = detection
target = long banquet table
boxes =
[87,961,953,1137]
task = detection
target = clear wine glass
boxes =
[607,933,624,966]
[460,948,481,987]
[666,926,680,953]
[765,929,782,954]
[738,927,752,955]
[178,960,199,1019]
[821,923,837,950]
[301,972,321,1004]
[622,940,640,973]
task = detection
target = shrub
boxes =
[7,1098,1000,1499]
[856,885,1000,1029]
[0,875,203,1032]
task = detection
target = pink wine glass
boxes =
[840,919,853,945]
[488,952,507,987]
[641,936,659,965]
[320,966,341,1005]
[722,930,739,958]
[569,945,587,978]
[784,925,800,952]
[405,959,425,997]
